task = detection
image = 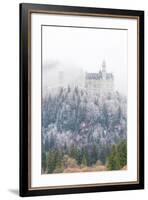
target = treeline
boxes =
[42,140,127,173]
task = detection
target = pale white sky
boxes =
[42,25,127,95]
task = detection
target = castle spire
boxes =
[102,60,106,72]
[102,60,106,80]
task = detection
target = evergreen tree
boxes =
[107,140,127,170]
[81,154,87,166]
[81,148,89,166]
[54,150,64,173]
[107,145,120,170]
[99,144,111,164]
[42,152,47,173]
[117,140,127,167]
[90,145,98,165]
[47,150,57,173]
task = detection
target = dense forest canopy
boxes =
[42,86,127,173]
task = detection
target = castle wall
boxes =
[85,79,114,95]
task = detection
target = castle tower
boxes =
[102,60,106,80]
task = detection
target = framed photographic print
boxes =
[19,3,144,197]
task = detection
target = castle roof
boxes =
[85,61,114,80]
[86,73,101,80]
[86,71,113,80]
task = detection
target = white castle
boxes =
[85,61,114,95]
[58,60,114,95]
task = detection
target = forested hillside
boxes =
[42,86,127,173]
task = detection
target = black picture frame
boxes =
[19,3,144,197]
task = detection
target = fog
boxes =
[42,25,127,96]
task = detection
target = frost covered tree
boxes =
[41,86,127,173]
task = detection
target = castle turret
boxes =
[102,60,106,80]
